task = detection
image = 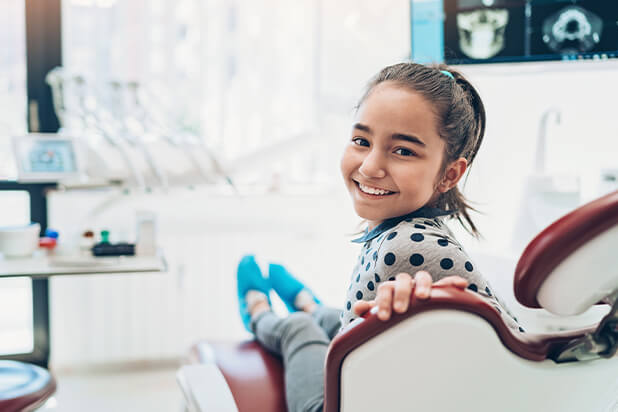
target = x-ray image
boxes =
[443,0,525,62]
[530,1,618,56]
[417,0,618,64]
[456,8,510,59]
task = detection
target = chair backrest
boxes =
[514,190,618,315]
[324,286,595,412]
[329,307,618,412]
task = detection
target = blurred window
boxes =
[60,1,409,189]
[0,0,27,180]
[0,0,33,357]
[0,190,33,355]
[61,0,323,188]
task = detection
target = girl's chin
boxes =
[353,206,388,223]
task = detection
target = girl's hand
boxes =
[352,271,468,321]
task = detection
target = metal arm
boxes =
[554,289,618,363]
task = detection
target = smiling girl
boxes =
[236,62,520,412]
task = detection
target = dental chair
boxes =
[177,190,618,412]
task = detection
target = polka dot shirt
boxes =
[341,215,522,332]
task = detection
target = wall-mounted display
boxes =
[411,0,618,64]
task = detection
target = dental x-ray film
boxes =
[445,0,526,61]
[530,1,618,57]
[411,0,618,64]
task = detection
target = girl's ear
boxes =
[438,157,468,193]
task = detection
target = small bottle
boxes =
[39,228,59,252]
[79,230,95,256]
[100,230,110,244]
[136,211,157,256]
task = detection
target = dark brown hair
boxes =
[358,62,486,237]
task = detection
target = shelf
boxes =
[0,253,167,278]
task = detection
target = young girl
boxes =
[236,62,520,412]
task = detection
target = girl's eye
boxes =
[394,148,416,157]
[352,137,370,147]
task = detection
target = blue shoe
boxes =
[268,263,321,313]
[237,255,271,332]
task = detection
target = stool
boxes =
[0,360,56,412]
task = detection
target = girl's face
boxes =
[341,81,449,229]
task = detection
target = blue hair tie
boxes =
[440,70,454,80]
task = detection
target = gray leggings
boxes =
[250,306,342,412]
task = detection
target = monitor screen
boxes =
[411,0,618,64]
[22,139,77,174]
[12,134,80,182]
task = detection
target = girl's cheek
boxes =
[340,148,355,172]
[340,152,351,176]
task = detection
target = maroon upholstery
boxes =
[514,190,618,308]
[189,340,287,412]
[0,361,56,412]
[323,285,595,412]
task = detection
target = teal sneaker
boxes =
[237,255,271,332]
[268,263,321,313]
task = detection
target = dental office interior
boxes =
[1,0,617,411]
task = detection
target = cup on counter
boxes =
[0,223,41,258]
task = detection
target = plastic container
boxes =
[0,223,41,258]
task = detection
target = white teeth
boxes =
[358,183,393,195]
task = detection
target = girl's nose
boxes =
[358,150,386,179]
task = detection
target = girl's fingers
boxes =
[376,282,394,321]
[352,300,375,316]
[450,276,468,289]
[393,273,413,313]
[435,275,468,289]
[414,271,432,299]
[369,272,467,322]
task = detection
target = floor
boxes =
[47,363,185,412]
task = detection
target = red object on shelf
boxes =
[38,237,57,249]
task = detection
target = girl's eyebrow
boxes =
[353,122,426,147]
[353,123,372,133]
[392,133,426,147]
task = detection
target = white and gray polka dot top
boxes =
[341,214,521,332]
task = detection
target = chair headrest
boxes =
[514,190,618,315]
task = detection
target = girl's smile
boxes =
[354,181,396,197]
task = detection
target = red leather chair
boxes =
[0,361,56,412]
[177,190,618,412]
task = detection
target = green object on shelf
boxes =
[100,230,110,244]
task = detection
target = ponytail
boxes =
[433,65,486,238]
